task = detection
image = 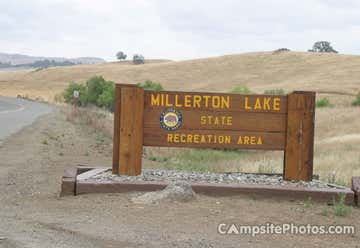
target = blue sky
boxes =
[1,0,360,60]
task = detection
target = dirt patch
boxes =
[0,109,359,247]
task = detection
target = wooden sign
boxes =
[113,84,315,181]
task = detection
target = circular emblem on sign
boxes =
[160,108,183,131]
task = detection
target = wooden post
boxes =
[284,91,316,181]
[113,84,144,175]
[112,84,121,174]
[118,85,144,175]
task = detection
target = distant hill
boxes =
[0,51,359,102]
[0,52,105,65]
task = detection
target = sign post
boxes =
[113,84,315,181]
[284,91,316,181]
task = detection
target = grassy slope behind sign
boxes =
[0,51,359,102]
[0,51,359,184]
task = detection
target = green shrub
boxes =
[316,98,331,108]
[97,84,115,111]
[230,86,252,94]
[264,89,286,95]
[137,80,163,91]
[334,193,352,217]
[86,76,112,104]
[352,92,360,106]
[63,82,88,106]
[63,76,115,111]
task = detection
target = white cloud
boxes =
[0,0,359,60]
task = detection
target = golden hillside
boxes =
[0,51,359,183]
[0,51,359,101]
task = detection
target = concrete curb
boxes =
[60,166,356,205]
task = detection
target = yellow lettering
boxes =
[161,94,165,106]
[212,96,220,108]
[193,95,201,108]
[173,134,179,143]
[165,94,173,107]
[184,95,191,107]
[151,94,160,106]
[221,96,230,109]
[250,136,256,145]
[263,97,271,110]
[273,97,280,111]
[167,133,173,142]
[254,98,262,110]
[167,134,234,145]
[244,97,251,110]
[204,96,211,108]
[175,95,182,107]
[151,94,236,110]
[244,136,250,145]
[194,135,199,143]
[200,115,233,126]
[237,136,243,144]
[221,116,226,125]
[200,116,206,125]
[257,136,263,145]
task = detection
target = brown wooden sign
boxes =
[113,84,315,181]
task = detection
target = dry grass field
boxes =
[0,51,359,184]
[0,51,359,101]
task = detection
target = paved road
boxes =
[0,96,53,143]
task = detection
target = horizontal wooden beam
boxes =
[144,91,287,113]
[144,108,286,132]
[143,128,286,150]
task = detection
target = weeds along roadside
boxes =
[63,106,114,139]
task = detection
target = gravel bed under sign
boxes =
[83,169,348,190]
